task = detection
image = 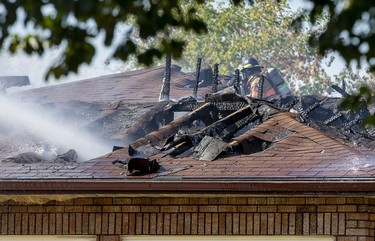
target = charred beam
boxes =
[171,101,248,112]
[257,75,265,99]
[192,57,202,100]
[130,103,221,149]
[164,105,259,156]
[212,63,219,93]
[323,111,342,125]
[159,55,172,101]
[193,105,257,142]
[234,69,240,94]
[298,97,328,120]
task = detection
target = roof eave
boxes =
[1,180,375,195]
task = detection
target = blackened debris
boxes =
[124,101,174,142]
[127,157,160,175]
[119,85,375,173]
[198,68,214,87]
[128,144,160,157]
[292,96,374,146]
[112,146,124,151]
[212,64,219,93]
[5,152,44,164]
[159,54,172,101]
[192,136,228,161]
[331,80,348,97]
[206,86,249,102]
[5,149,79,163]
[331,84,349,97]
[128,145,138,156]
[231,134,273,155]
[267,95,374,143]
[54,149,78,162]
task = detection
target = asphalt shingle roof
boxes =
[1,65,374,194]
[10,65,212,103]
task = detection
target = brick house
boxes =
[0,66,374,241]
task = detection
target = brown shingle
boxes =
[0,65,374,193]
[10,65,212,104]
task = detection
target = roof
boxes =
[9,65,212,103]
[1,65,375,195]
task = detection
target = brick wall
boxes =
[0,196,374,241]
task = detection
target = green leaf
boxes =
[113,40,137,61]
[137,48,163,66]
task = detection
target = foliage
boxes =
[166,0,335,95]
[0,0,208,79]
[134,0,337,95]
[296,1,375,72]
[295,0,375,125]
[0,0,335,96]
[332,66,375,95]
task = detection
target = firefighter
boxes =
[239,57,264,97]
[240,56,292,98]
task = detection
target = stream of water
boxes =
[0,96,111,161]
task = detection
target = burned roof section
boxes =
[106,86,375,177]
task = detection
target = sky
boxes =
[0,32,121,91]
[0,0,349,92]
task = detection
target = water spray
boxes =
[0,96,111,161]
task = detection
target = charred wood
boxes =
[193,57,202,99]
[159,55,172,101]
[212,63,219,93]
